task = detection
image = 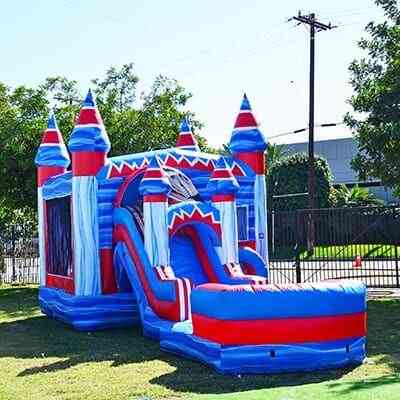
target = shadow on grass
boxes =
[0,285,39,320]
[1,287,399,396]
[327,375,400,395]
[0,313,355,396]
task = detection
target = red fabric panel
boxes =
[71,152,106,176]
[211,194,235,202]
[192,312,367,345]
[234,112,258,128]
[177,134,196,147]
[42,130,62,144]
[239,240,256,250]
[241,261,256,275]
[77,108,102,125]
[37,166,66,187]
[143,194,168,203]
[46,274,75,294]
[212,169,233,179]
[114,224,181,321]
[144,169,164,179]
[233,152,265,174]
[100,248,117,294]
[231,164,246,177]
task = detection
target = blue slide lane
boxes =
[170,234,209,285]
[194,224,268,284]
[238,246,268,278]
[114,208,177,302]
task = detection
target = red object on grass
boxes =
[353,255,362,268]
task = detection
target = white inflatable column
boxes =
[139,156,171,266]
[208,158,239,265]
[143,196,169,266]
[68,89,110,296]
[71,175,102,295]
[255,167,269,262]
[212,196,239,264]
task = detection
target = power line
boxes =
[269,122,343,139]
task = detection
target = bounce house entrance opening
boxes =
[44,196,74,293]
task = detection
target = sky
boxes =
[1,0,384,147]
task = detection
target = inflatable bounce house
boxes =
[35,90,367,374]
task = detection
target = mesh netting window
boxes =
[46,196,73,276]
[237,205,248,241]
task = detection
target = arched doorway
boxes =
[167,202,222,285]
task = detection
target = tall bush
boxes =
[267,152,334,211]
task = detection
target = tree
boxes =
[0,83,49,212]
[268,153,334,211]
[92,63,139,112]
[0,64,206,212]
[345,0,400,197]
[331,184,384,208]
[99,74,206,155]
[266,143,287,170]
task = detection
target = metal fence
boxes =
[268,206,400,288]
[2,206,400,288]
[0,224,39,284]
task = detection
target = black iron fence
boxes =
[268,206,400,288]
[1,206,400,288]
[0,224,39,284]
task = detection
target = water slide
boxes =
[112,207,367,374]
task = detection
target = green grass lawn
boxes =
[302,244,400,260]
[271,244,400,261]
[0,285,399,400]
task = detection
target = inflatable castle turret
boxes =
[176,118,200,151]
[229,94,268,261]
[68,89,111,296]
[35,113,70,286]
[139,156,171,267]
[207,158,239,264]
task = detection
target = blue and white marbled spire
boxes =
[35,112,70,168]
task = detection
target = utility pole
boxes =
[291,11,336,252]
